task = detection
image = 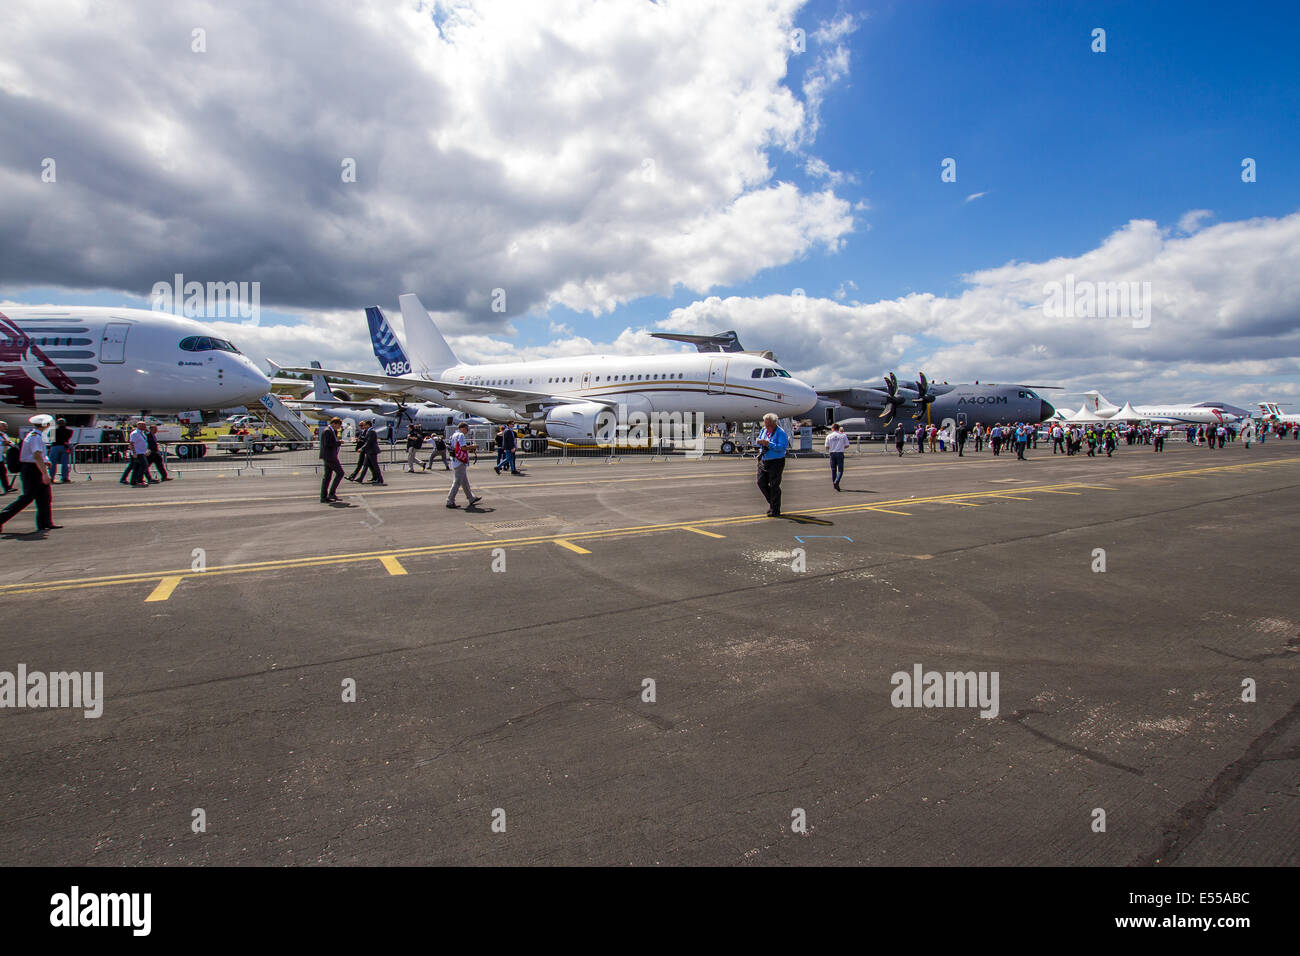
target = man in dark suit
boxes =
[496,423,522,474]
[320,416,344,502]
[358,419,384,485]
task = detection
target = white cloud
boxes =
[0,0,854,328]
[653,211,1300,407]
[965,191,987,203]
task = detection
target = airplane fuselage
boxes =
[0,307,271,417]
[397,352,818,425]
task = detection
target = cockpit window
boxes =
[773,367,791,378]
[179,335,241,354]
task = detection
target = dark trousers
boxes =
[321,457,343,500]
[895,440,905,457]
[128,453,149,484]
[0,463,53,529]
[829,452,844,484]
[147,451,168,479]
[957,438,966,456]
[757,457,785,515]
[356,453,382,483]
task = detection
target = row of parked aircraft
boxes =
[0,299,1285,440]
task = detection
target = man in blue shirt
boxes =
[755,412,789,517]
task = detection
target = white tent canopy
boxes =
[1110,402,1144,422]
[1066,406,1110,423]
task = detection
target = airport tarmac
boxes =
[1,439,1297,865]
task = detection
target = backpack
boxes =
[452,436,470,463]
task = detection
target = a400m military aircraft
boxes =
[813,374,1058,434]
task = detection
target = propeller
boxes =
[877,372,910,422]
[910,372,935,420]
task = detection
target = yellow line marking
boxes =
[936,500,981,506]
[145,576,183,602]
[1131,458,1300,480]
[1038,490,1082,495]
[10,462,1296,598]
[554,539,591,554]
[988,494,1032,501]
[380,556,407,576]
[683,526,726,538]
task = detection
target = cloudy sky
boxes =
[2,0,1298,409]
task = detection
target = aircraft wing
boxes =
[286,398,396,411]
[271,363,620,415]
[816,386,893,410]
[269,376,315,397]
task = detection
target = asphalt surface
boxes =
[1,437,1297,865]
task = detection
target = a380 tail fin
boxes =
[367,306,414,376]
[397,293,459,376]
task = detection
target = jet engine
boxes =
[540,402,613,445]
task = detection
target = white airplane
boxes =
[1257,402,1299,425]
[0,306,271,421]
[275,294,818,443]
[1081,390,1243,425]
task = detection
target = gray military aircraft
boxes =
[815,373,1058,434]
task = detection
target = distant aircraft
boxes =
[285,362,481,438]
[1081,391,1245,424]
[1257,402,1299,425]
[275,294,818,443]
[815,373,1058,434]
[0,306,270,424]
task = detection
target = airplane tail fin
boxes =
[1082,389,1117,412]
[397,293,459,375]
[309,360,337,401]
[367,306,415,376]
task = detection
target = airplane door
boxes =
[100,322,130,363]
[957,412,966,426]
[707,359,727,395]
[581,371,591,391]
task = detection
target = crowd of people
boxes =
[876,417,1295,461]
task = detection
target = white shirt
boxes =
[449,431,470,464]
[19,430,46,463]
[824,431,849,453]
[129,429,148,454]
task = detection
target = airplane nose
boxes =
[1039,400,1055,421]
[791,379,818,416]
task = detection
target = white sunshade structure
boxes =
[1066,405,1111,423]
[1110,402,1144,422]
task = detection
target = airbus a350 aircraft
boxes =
[276,294,818,442]
[1081,391,1245,424]
[0,306,271,422]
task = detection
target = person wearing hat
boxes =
[48,417,73,483]
[0,414,61,533]
[445,421,481,509]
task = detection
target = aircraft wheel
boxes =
[720,440,735,455]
